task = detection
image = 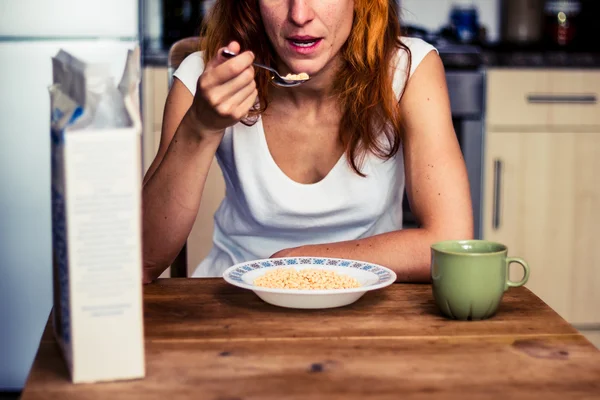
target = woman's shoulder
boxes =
[395,37,438,77]
[172,51,205,96]
[391,37,438,98]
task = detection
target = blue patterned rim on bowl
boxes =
[222,257,397,295]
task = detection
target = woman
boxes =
[141,0,473,283]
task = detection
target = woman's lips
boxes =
[286,37,323,55]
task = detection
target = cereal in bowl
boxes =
[254,268,360,290]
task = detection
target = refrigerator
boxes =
[0,0,141,391]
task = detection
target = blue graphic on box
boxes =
[50,128,70,345]
[49,100,84,345]
[51,186,70,345]
[50,105,82,145]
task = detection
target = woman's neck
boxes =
[270,55,341,109]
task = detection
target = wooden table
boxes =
[22,279,600,399]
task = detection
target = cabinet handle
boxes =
[492,159,502,230]
[526,94,597,104]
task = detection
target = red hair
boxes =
[201,0,410,175]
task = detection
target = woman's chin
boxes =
[286,64,322,79]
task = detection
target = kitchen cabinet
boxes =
[486,69,600,129]
[142,66,225,276]
[483,69,600,326]
[142,66,169,174]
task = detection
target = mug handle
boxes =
[505,257,530,290]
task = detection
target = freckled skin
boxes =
[310,363,324,372]
[258,1,354,78]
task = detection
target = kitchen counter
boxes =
[142,46,600,70]
[483,43,600,68]
[21,279,600,399]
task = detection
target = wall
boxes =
[142,0,216,44]
[145,1,501,45]
[400,0,501,43]
[142,0,162,42]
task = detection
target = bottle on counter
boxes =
[544,0,582,46]
[449,4,480,44]
[501,0,544,45]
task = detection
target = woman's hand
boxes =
[188,41,258,140]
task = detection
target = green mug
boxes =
[430,240,530,321]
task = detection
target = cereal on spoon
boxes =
[283,72,309,81]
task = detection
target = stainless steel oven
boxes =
[447,69,484,239]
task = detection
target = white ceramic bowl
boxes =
[222,257,397,309]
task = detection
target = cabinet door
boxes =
[141,67,169,174]
[487,69,600,130]
[483,131,600,325]
[187,158,226,275]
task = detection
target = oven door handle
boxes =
[526,94,598,105]
[492,159,502,230]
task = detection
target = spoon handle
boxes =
[220,49,306,88]
[221,50,279,76]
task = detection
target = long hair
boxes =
[201,0,410,176]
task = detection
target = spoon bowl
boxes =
[222,49,310,88]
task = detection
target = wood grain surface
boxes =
[140,280,577,340]
[24,279,600,399]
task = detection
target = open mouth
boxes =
[290,39,319,47]
[287,36,322,48]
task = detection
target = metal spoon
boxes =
[221,49,310,88]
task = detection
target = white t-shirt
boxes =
[173,37,437,277]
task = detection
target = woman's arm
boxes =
[271,51,473,282]
[142,43,257,283]
[141,82,221,283]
